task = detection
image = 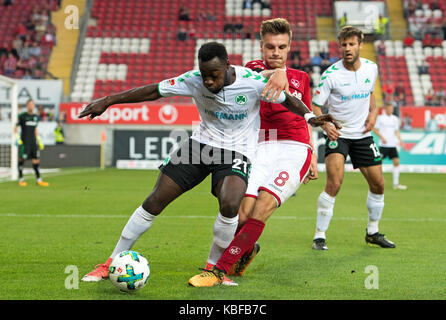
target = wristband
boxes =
[304,112,316,122]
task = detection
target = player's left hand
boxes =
[363,114,376,133]
[262,69,289,103]
[303,153,318,184]
[308,114,342,129]
[78,96,111,120]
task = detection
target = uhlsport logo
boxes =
[328,140,339,149]
[159,104,178,124]
[235,94,247,105]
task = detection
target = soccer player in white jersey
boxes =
[188,18,326,287]
[311,26,396,250]
[78,42,337,283]
[373,103,407,190]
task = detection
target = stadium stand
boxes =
[71,0,340,104]
[0,0,59,79]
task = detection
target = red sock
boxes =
[216,218,265,273]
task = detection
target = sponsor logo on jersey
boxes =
[204,109,248,120]
[290,90,302,100]
[291,79,300,88]
[341,92,370,101]
[235,94,248,105]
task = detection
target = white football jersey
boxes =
[375,113,400,147]
[312,58,378,139]
[158,65,285,160]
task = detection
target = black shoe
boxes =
[312,238,328,250]
[365,230,396,248]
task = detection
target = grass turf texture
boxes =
[0,168,445,300]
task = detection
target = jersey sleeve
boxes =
[249,70,286,104]
[312,71,332,107]
[302,72,312,111]
[245,60,266,73]
[370,63,378,93]
[157,70,199,97]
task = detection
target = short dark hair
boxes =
[198,42,228,63]
[338,26,364,43]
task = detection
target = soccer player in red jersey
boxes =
[189,18,332,287]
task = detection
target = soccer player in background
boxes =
[311,26,395,250]
[80,42,337,283]
[189,18,331,287]
[14,99,49,187]
[373,103,407,190]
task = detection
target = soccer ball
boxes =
[108,250,150,292]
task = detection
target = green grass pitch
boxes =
[0,168,445,300]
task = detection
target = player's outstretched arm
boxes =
[281,93,342,129]
[78,84,161,120]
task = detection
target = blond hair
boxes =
[260,18,292,42]
[338,26,364,43]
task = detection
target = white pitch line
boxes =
[0,213,445,223]
[0,168,101,184]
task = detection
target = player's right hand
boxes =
[308,114,342,134]
[15,134,22,146]
[322,121,341,141]
[78,97,110,120]
[262,69,289,103]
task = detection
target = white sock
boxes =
[366,191,384,235]
[206,213,239,265]
[392,165,400,186]
[111,206,157,259]
[314,191,335,240]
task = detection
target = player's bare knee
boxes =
[141,194,165,216]
[371,178,385,194]
[219,199,241,219]
[325,180,342,197]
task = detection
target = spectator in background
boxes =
[22,69,33,79]
[15,22,27,42]
[401,113,413,131]
[339,12,347,29]
[382,81,396,103]
[179,6,191,21]
[28,41,41,57]
[54,121,65,144]
[403,31,415,47]
[3,0,13,6]
[320,57,331,73]
[261,0,270,9]
[418,60,429,74]
[290,56,302,70]
[394,85,406,107]
[177,27,188,41]
[310,52,322,67]
[374,14,389,40]
[243,0,252,9]
[37,105,47,121]
[376,40,386,55]
[425,113,439,131]
[3,52,17,75]
[0,41,9,58]
[436,88,446,105]
[424,88,436,106]
[422,32,433,47]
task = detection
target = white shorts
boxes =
[246,141,312,207]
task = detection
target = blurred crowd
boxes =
[0,0,60,79]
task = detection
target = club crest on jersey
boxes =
[328,140,339,149]
[235,94,248,105]
[291,79,300,88]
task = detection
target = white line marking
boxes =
[0,213,444,223]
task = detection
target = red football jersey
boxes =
[245,60,312,145]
